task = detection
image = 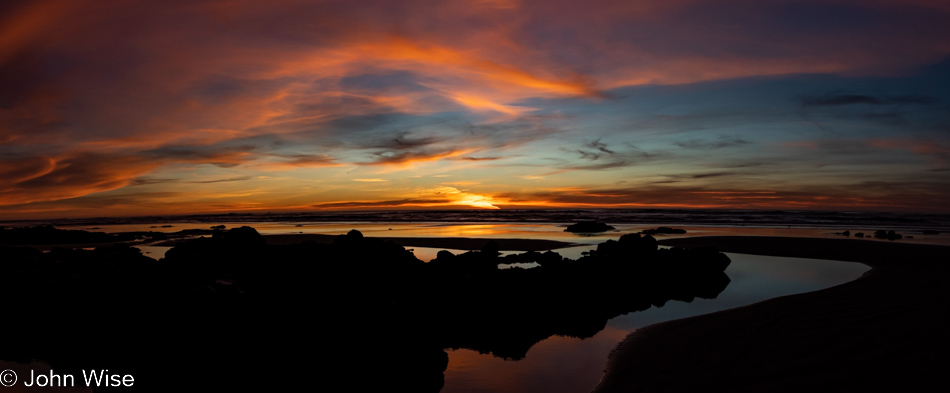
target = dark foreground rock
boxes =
[874,229,903,240]
[641,227,687,235]
[0,226,730,392]
[565,221,616,233]
[593,236,950,393]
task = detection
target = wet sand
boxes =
[263,233,578,251]
[592,236,950,393]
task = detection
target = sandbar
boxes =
[593,236,950,393]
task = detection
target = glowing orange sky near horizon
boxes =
[1,0,950,219]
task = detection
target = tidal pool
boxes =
[440,252,870,393]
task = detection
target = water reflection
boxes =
[58,222,950,248]
[440,253,869,393]
[0,222,924,392]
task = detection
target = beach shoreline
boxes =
[6,228,948,391]
[592,236,950,393]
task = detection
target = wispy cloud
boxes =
[667,171,737,180]
[312,187,502,209]
[508,181,950,212]
[360,148,476,166]
[189,176,253,184]
[2,0,950,216]
[0,153,162,206]
[674,135,751,150]
[258,154,340,169]
[452,155,505,161]
[553,140,664,171]
[801,94,939,107]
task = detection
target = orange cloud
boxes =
[0,1,75,66]
[869,139,950,165]
[2,0,949,217]
[0,153,162,206]
[361,148,479,167]
[313,186,504,209]
[499,182,950,212]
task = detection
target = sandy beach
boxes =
[593,236,950,393]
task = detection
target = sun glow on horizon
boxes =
[1,0,949,219]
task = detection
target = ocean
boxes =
[2,208,944,392]
[9,208,950,231]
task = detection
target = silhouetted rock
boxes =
[0,225,730,392]
[874,230,903,240]
[855,232,865,238]
[0,225,136,245]
[480,240,500,258]
[619,233,659,256]
[642,227,687,235]
[565,221,615,233]
[217,226,267,246]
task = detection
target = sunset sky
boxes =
[2,0,950,219]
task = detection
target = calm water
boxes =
[47,220,903,392]
[16,208,950,230]
[440,252,869,393]
[59,220,950,260]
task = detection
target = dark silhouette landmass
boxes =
[262,233,577,251]
[0,224,220,249]
[426,234,730,359]
[874,229,903,240]
[641,227,687,235]
[0,226,730,392]
[565,221,615,233]
[0,225,138,245]
[593,236,950,393]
